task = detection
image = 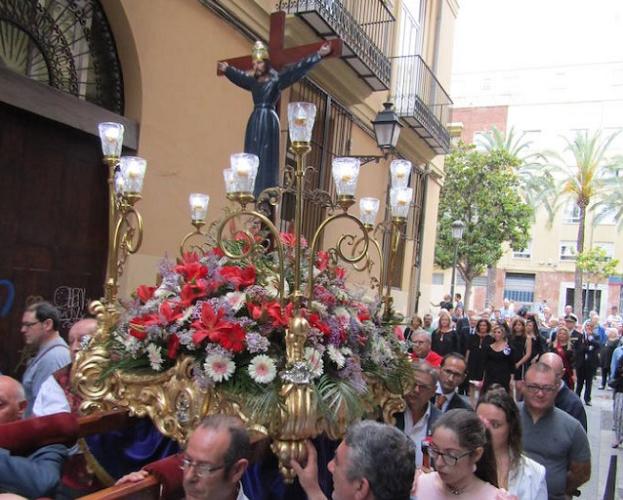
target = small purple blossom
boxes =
[245,332,270,353]
[338,357,367,394]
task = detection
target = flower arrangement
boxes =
[108,231,412,428]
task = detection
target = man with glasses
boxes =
[20,302,70,417]
[393,361,441,469]
[539,352,587,431]
[409,329,442,367]
[520,363,591,500]
[117,414,250,499]
[435,353,472,412]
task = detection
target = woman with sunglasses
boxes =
[476,385,547,499]
[411,409,513,499]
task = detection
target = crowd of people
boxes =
[0,298,622,499]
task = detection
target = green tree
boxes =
[435,143,533,307]
[576,247,619,317]
[538,130,622,319]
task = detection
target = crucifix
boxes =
[217,11,342,197]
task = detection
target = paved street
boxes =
[579,384,622,499]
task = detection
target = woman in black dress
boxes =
[431,310,458,357]
[482,323,515,394]
[509,317,532,396]
[466,318,494,399]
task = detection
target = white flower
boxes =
[177,306,195,324]
[146,343,164,371]
[264,276,289,299]
[327,344,346,369]
[333,307,350,320]
[304,347,324,378]
[204,353,236,382]
[248,355,277,384]
[225,292,246,313]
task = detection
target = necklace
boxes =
[443,478,474,496]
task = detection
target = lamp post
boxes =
[351,101,402,165]
[449,220,465,303]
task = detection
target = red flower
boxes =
[333,267,346,280]
[220,265,256,290]
[159,300,183,324]
[128,313,159,341]
[191,302,245,353]
[180,281,209,307]
[315,251,329,271]
[246,301,293,328]
[309,313,331,337]
[394,325,405,341]
[280,232,307,248]
[246,302,263,321]
[167,334,180,360]
[136,285,156,304]
[175,252,208,282]
[357,306,371,322]
[212,246,224,257]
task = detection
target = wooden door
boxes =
[0,102,108,376]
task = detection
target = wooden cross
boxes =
[217,11,342,74]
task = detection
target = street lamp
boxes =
[450,220,465,302]
[350,102,402,165]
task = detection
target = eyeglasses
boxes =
[428,447,472,466]
[21,321,41,328]
[441,368,465,379]
[524,383,557,394]
[179,455,226,477]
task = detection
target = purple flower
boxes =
[245,332,270,353]
[338,357,367,394]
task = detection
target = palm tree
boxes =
[539,130,622,318]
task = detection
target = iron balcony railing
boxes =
[392,55,452,154]
[277,0,395,90]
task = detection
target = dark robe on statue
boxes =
[224,52,322,197]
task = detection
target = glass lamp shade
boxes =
[372,102,402,150]
[288,102,317,143]
[451,220,465,239]
[119,156,147,194]
[223,169,236,194]
[331,157,360,197]
[359,197,380,225]
[230,153,259,193]
[390,187,413,218]
[189,193,210,221]
[390,159,411,188]
[98,122,124,157]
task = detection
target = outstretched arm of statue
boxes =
[278,50,323,90]
[221,63,255,91]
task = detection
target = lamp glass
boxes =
[119,156,147,194]
[189,193,210,221]
[223,168,236,194]
[451,220,465,239]
[331,157,360,197]
[390,159,411,188]
[230,153,259,193]
[288,102,317,143]
[98,122,124,157]
[390,187,413,218]
[359,197,380,225]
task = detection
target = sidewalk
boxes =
[578,384,622,499]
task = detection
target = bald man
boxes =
[33,318,97,416]
[0,377,67,497]
[540,352,587,431]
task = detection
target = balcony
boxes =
[392,55,452,154]
[276,0,395,91]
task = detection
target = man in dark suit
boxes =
[575,321,601,405]
[540,352,587,431]
[435,353,473,412]
[393,361,441,469]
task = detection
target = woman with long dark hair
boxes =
[412,409,504,499]
[477,386,547,499]
[524,315,543,364]
[509,318,532,396]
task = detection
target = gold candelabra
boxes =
[74,104,415,482]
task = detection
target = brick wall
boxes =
[450,106,509,143]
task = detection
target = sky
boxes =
[452,0,623,75]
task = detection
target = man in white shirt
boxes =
[394,361,441,468]
[33,318,97,416]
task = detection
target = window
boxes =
[513,240,532,259]
[432,273,444,285]
[595,242,615,260]
[564,203,580,223]
[504,273,535,305]
[560,241,577,261]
